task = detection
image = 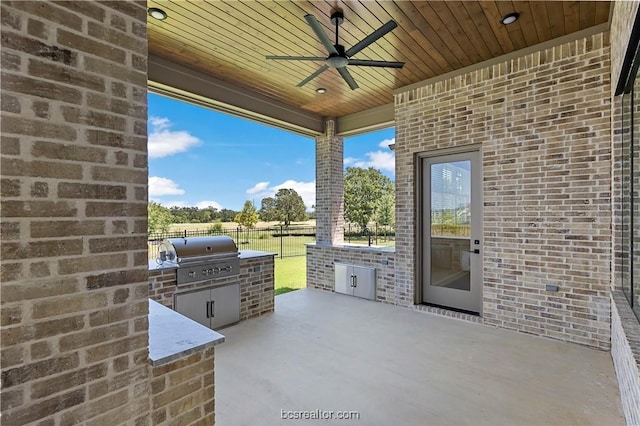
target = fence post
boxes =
[375,223,378,245]
[280,225,284,258]
[236,227,240,244]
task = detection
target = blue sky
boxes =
[148,93,395,211]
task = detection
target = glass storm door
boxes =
[422,151,482,314]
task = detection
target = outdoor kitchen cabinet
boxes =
[174,283,240,330]
[334,263,376,300]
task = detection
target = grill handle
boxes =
[177,254,238,265]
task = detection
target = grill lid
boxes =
[161,236,238,263]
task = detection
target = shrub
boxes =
[208,222,224,234]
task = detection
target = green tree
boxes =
[148,201,172,234]
[259,197,277,222]
[272,188,307,227]
[375,191,395,226]
[219,208,237,222]
[344,167,394,231]
[234,200,259,228]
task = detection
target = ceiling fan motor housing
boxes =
[327,44,349,68]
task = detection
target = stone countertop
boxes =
[149,259,178,271]
[306,242,396,253]
[148,299,225,366]
[148,250,275,271]
[238,250,276,259]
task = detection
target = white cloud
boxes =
[361,151,395,172]
[344,137,395,173]
[148,116,201,158]
[149,116,170,130]
[149,176,185,197]
[378,138,395,148]
[247,181,270,195]
[158,200,186,208]
[246,180,316,211]
[195,200,223,210]
[274,180,315,210]
[344,157,357,166]
[347,151,395,173]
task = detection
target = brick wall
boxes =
[307,245,396,304]
[239,255,275,320]
[394,33,612,349]
[149,267,179,308]
[150,348,215,425]
[0,1,150,423]
[149,255,275,320]
[315,120,344,245]
[610,292,640,425]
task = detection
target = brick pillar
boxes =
[315,119,344,245]
[1,1,150,424]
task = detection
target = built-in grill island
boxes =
[162,236,240,286]
[150,236,275,330]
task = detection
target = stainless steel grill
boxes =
[159,236,240,285]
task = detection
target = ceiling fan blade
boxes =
[304,14,339,56]
[337,67,359,90]
[346,20,398,57]
[266,56,326,61]
[348,59,405,68]
[297,64,330,87]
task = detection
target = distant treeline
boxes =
[167,206,316,224]
[168,206,238,223]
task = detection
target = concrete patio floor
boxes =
[215,288,624,425]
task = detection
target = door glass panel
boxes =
[430,160,471,291]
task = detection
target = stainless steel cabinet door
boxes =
[352,265,376,300]
[334,263,351,295]
[210,283,240,329]
[334,263,376,300]
[174,288,210,328]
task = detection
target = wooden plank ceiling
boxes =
[147,1,610,119]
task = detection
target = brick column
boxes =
[315,119,344,245]
[1,1,150,424]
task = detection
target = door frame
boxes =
[414,144,483,314]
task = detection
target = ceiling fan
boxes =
[265,9,404,90]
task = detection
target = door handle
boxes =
[206,301,210,318]
[210,300,215,318]
[467,249,480,254]
[353,275,357,288]
[350,274,355,287]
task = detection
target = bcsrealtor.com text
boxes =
[281,409,361,421]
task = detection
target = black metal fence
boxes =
[148,226,316,260]
[344,223,396,246]
[148,224,396,261]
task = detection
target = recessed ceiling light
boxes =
[148,7,168,21]
[501,12,519,25]
[316,88,327,94]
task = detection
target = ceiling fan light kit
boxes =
[265,9,404,90]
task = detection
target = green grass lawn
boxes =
[274,256,306,296]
